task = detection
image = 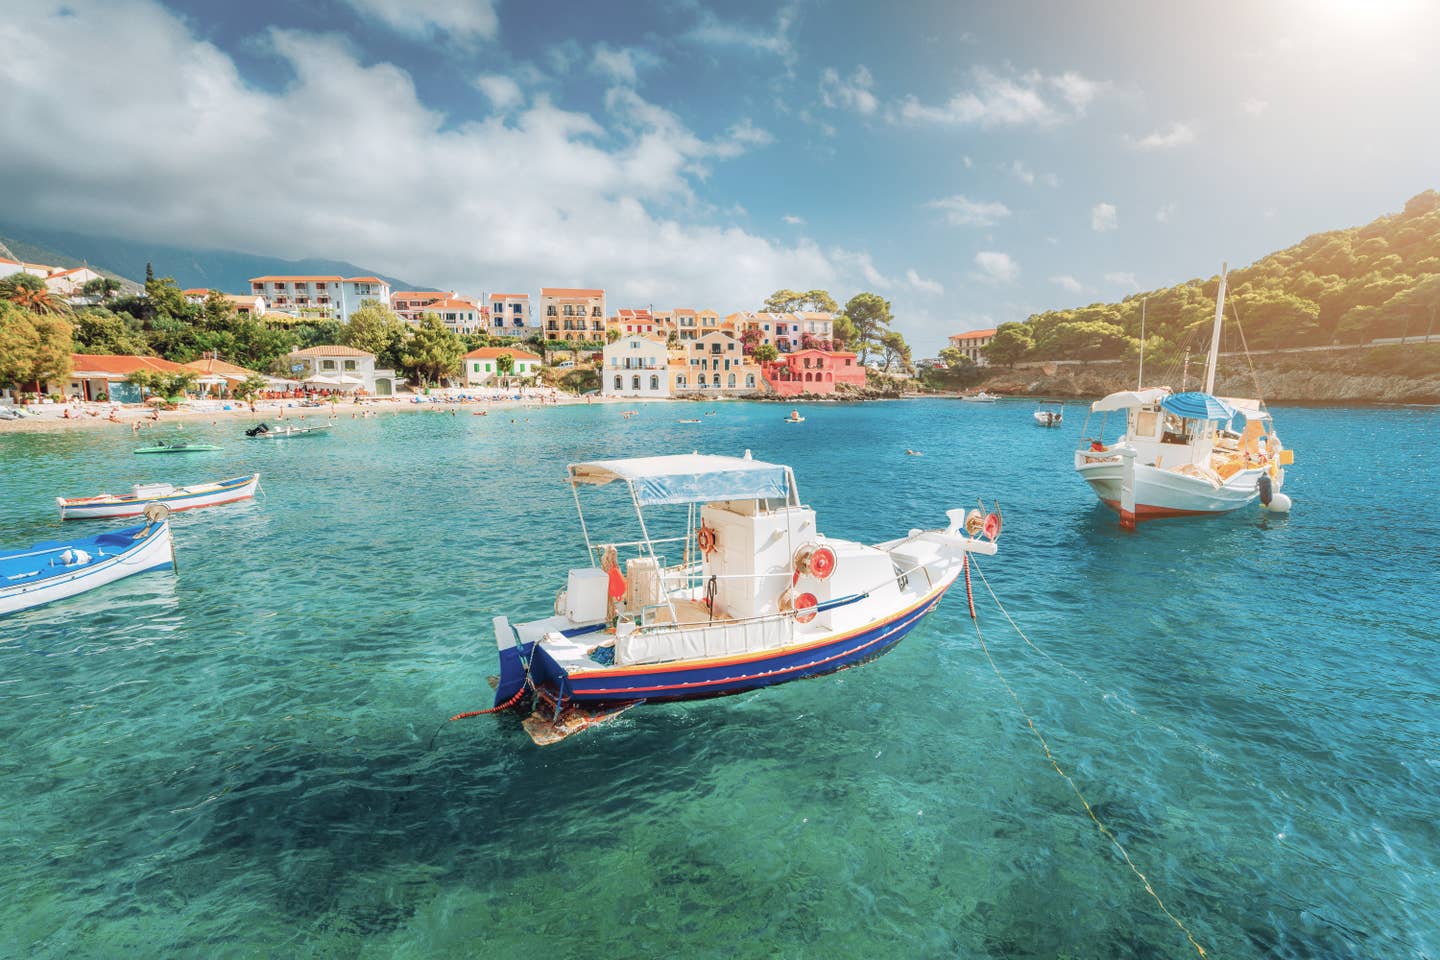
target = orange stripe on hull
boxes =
[1101,498,1223,519]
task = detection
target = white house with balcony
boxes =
[602,336,670,398]
[488,293,536,337]
[283,345,399,396]
[250,275,392,323]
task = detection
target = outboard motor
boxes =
[246,423,269,437]
[1257,473,1273,506]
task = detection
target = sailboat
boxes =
[1073,264,1294,528]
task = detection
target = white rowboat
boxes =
[57,473,260,520]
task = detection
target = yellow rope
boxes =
[966,561,1209,959]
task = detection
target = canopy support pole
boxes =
[628,480,679,625]
[570,479,596,565]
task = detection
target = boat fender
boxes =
[794,592,818,623]
[1257,473,1273,506]
[554,589,567,616]
[964,509,985,536]
[807,545,837,580]
[696,524,719,556]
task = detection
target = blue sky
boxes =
[3,0,1437,352]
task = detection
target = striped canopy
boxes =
[1160,391,1237,421]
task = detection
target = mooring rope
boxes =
[448,686,525,721]
[963,556,1209,959]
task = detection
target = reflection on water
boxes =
[1,400,1438,958]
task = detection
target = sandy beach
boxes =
[0,390,630,434]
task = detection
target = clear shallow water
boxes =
[1,400,1437,959]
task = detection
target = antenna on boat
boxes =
[1181,349,1190,392]
[1203,262,1227,395]
[1137,297,1147,390]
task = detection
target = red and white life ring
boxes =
[696,524,719,556]
[794,592,818,623]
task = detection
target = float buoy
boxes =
[808,545,837,580]
[696,524,719,556]
[794,592,818,623]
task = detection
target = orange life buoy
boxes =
[696,524,719,556]
[808,546,837,580]
[794,592,818,623]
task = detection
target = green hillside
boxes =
[992,189,1440,365]
[0,235,140,289]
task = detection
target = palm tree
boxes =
[1,273,69,315]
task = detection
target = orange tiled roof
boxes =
[489,293,529,300]
[541,287,604,298]
[70,354,193,376]
[391,290,450,301]
[464,347,541,360]
[250,275,344,283]
[344,276,385,284]
[182,357,263,379]
[287,345,373,358]
[420,299,481,311]
[950,328,997,340]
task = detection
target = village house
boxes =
[541,287,606,341]
[182,289,268,316]
[463,347,541,387]
[391,291,451,324]
[47,354,196,403]
[610,308,671,339]
[759,348,864,396]
[249,275,392,323]
[0,257,107,300]
[948,328,997,365]
[418,297,485,335]
[182,354,266,396]
[486,293,533,337]
[673,331,764,396]
[602,336,670,397]
[283,345,399,396]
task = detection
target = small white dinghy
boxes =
[57,473,260,520]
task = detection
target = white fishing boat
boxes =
[246,422,331,439]
[962,391,999,403]
[1074,264,1294,528]
[1033,400,1063,427]
[485,452,1002,744]
[57,473,260,520]
[1,507,175,616]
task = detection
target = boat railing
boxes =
[619,607,796,665]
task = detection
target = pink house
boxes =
[759,349,865,396]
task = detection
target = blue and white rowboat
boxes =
[0,519,176,617]
[57,473,260,520]
[488,452,1001,744]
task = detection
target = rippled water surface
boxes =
[2,400,1437,959]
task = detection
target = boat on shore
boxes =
[486,452,1001,744]
[1033,400,1063,427]
[58,473,260,520]
[1073,264,1294,528]
[962,391,999,403]
[134,440,222,454]
[246,422,331,439]
[1,508,175,616]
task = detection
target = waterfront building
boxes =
[541,287,606,341]
[182,354,266,396]
[182,289,268,316]
[283,345,399,395]
[463,347,542,387]
[759,349,864,396]
[488,293,535,337]
[729,311,837,353]
[47,354,195,403]
[0,257,107,300]
[602,336,670,398]
[249,275,392,323]
[418,297,485,335]
[391,291,451,324]
[611,308,665,338]
[948,328,997,365]
[675,331,763,395]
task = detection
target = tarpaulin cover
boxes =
[1160,391,1237,421]
[569,454,789,506]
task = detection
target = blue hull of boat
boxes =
[0,523,174,617]
[498,586,949,708]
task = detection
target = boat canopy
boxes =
[1160,391,1237,421]
[569,453,790,506]
[1090,387,1169,412]
[1217,396,1271,420]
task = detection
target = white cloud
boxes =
[897,67,1108,127]
[782,214,805,225]
[591,44,660,86]
[1104,271,1139,289]
[830,248,891,289]
[974,251,1019,284]
[1127,121,1196,150]
[685,2,799,56]
[820,65,878,116]
[1155,202,1177,223]
[926,195,1011,227]
[1039,172,1060,187]
[1241,97,1268,116]
[1007,160,1060,188]
[905,269,944,295]
[0,0,870,317]
[1050,274,1083,293]
[341,0,497,41]
[1091,202,1118,232]
[474,74,523,111]
[962,155,973,168]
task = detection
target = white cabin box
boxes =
[700,500,816,620]
[566,568,610,623]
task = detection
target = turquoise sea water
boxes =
[1,400,1437,959]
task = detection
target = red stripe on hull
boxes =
[1100,498,1228,519]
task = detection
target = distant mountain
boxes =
[0,234,141,289]
[0,223,424,296]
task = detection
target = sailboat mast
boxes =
[1137,297,1147,390]
[1203,262,1227,395]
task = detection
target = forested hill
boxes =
[990,189,1440,365]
